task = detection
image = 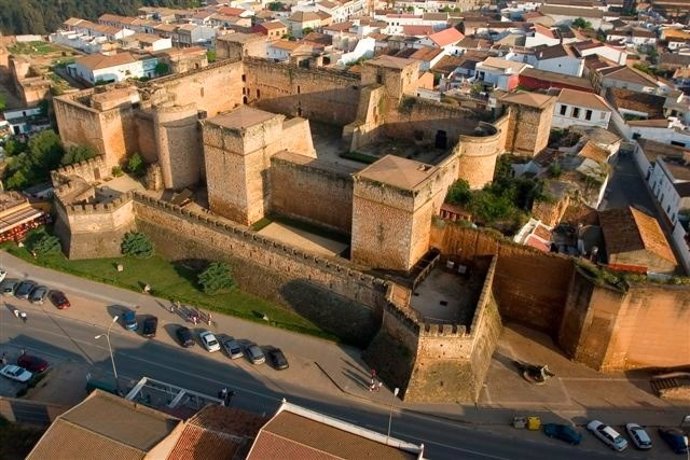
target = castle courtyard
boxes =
[256,221,349,258]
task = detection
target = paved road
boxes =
[1,309,632,460]
[0,252,682,459]
[600,151,656,214]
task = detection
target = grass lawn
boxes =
[3,243,337,341]
[8,41,58,56]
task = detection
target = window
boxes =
[241,74,246,82]
[572,107,580,118]
[376,74,383,84]
[560,105,567,115]
[257,89,261,99]
[585,110,592,121]
[297,85,301,94]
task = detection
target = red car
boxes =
[17,354,49,373]
[49,290,70,309]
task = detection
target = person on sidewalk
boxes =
[0,353,7,365]
[376,381,383,392]
[19,311,27,323]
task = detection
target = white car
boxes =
[626,423,652,450]
[199,331,221,352]
[0,364,33,383]
[587,420,628,451]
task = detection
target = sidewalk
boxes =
[3,250,688,433]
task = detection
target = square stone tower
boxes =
[202,107,286,225]
[498,92,556,157]
[351,155,442,272]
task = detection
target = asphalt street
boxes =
[0,253,678,459]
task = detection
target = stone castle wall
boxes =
[457,116,509,190]
[132,193,388,345]
[134,111,158,163]
[51,156,109,185]
[243,57,361,125]
[430,223,574,335]
[503,103,554,157]
[154,104,202,190]
[270,153,355,234]
[560,268,690,371]
[54,192,135,259]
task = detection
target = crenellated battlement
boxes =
[63,192,133,215]
[51,156,109,187]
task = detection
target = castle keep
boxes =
[50,54,688,402]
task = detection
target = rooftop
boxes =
[499,91,556,109]
[75,52,137,71]
[606,88,665,118]
[365,55,416,70]
[599,65,659,87]
[206,106,281,130]
[557,88,611,111]
[540,5,606,18]
[478,56,528,73]
[427,27,464,47]
[599,206,676,264]
[520,68,594,91]
[355,155,438,191]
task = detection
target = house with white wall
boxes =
[533,43,584,77]
[475,57,530,91]
[552,88,612,129]
[570,40,627,65]
[68,52,160,85]
[649,154,690,226]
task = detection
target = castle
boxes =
[49,49,689,402]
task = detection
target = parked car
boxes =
[267,348,289,370]
[199,331,221,352]
[176,326,195,347]
[543,423,583,445]
[0,268,7,283]
[0,278,19,295]
[245,344,266,365]
[0,364,33,383]
[49,290,70,309]
[122,310,138,331]
[14,280,36,299]
[142,316,158,338]
[17,354,49,373]
[29,285,48,304]
[587,420,628,451]
[659,428,689,454]
[221,337,243,360]
[626,423,652,450]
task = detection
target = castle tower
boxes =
[201,106,286,225]
[498,92,556,157]
[351,155,443,272]
[153,103,203,190]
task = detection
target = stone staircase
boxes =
[651,373,690,401]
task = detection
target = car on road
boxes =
[658,428,689,454]
[0,268,6,283]
[122,310,138,331]
[14,280,36,299]
[245,344,265,365]
[0,364,33,383]
[587,420,628,451]
[29,285,48,304]
[542,423,582,445]
[17,354,49,374]
[626,423,652,450]
[49,290,70,309]
[175,326,195,348]
[221,337,243,360]
[199,331,221,352]
[0,278,19,295]
[142,316,158,338]
[267,348,289,370]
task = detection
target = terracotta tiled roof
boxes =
[540,5,605,18]
[599,207,676,263]
[605,88,665,118]
[521,67,594,91]
[578,140,610,164]
[75,52,138,71]
[500,91,556,109]
[599,65,659,87]
[427,27,464,47]
[289,11,322,22]
[410,46,443,61]
[558,88,611,111]
[402,25,434,36]
[356,155,437,191]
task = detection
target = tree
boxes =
[302,27,314,36]
[61,145,98,166]
[154,62,170,76]
[0,93,5,111]
[27,130,64,173]
[125,153,146,177]
[446,179,472,205]
[198,262,235,295]
[121,232,153,258]
[267,1,285,11]
[32,233,61,256]
[572,18,592,30]
[206,49,217,63]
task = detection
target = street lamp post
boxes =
[386,387,399,444]
[95,316,119,390]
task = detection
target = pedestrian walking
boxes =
[13,308,19,319]
[19,311,27,323]
[369,378,376,392]
[0,353,7,366]
[376,381,383,392]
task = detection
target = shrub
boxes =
[111,166,124,177]
[446,179,472,206]
[198,262,235,295]
[28,230,61,256]
[125,153,146,177]
[121,232,153,258]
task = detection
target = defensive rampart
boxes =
[243,57,361,126]
[131,193,388,345]
[270,153,356,234]
[364,256,501,402]
[51,156,109,186]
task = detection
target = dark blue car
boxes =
[122,310,138,331]
[543,423,583,445]
[659,428,689,454]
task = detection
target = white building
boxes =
[649,155,690,226]
[533,43,584,77]
[552,88,612,129]
[68,52,160,85]
[475,57,529,91]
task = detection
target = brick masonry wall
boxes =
[154,104,202,190]
[430,224,574,335]
[132,194,388,345]
[243,58,360,126]
[51,156,108,185]
[270,155,354,234]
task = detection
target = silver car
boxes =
[29,285,49,304]
[222,337,243,360]
[245,344,265,365]
[626,423,652,450]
